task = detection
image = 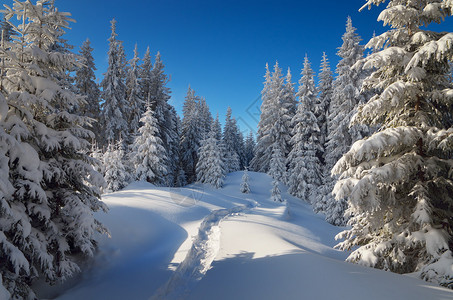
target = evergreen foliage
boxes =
[333,0,453,286]
[196,127,225,188]
[0,2,107,297]
[100,19,129,145]
[132,105,168,185]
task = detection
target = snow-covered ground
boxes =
[38,172,453,300]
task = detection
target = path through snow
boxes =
[152,199,258,300]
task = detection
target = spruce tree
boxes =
[244,131,255,168]
[288,55,322,203]
[140,46,152,108]
[240,168,251,193]
[132,105,168,185]
[251,62,291,175]
[103,140,130,192]
[250,64,272,172]
[180,86,202,183]
[316,52,333,161]
[100,19,128,144]
[148,51,180,186]
[223,107,240,173]
[196,127,225,188]
[0,2,107,297]
[126,44,144,141]
[317,17,366,225]
[334,0,453,287]
[75,39,102,144]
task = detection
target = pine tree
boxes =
[0,2,107,297]
[244,131,255,168]
[180,86,202,183]
[317,17,366,225]
[132,105,168,185]
[251,64,272,172]
[283,67,297,144]
[100,19,128,144]
[316,52,333,162]
[140,46,152,108]
[223,107,240,173]
[271,179,283,202]
[103,140,130,192]
[148,51,180,186]
[126,44,144,142]
[288,55,322,203]
[240,168,251,193]
[196,127,225,188]
[251,62,291,175]
[333,0,453,287]
[75,39,102,144]
[213,113,223,141]
[198,97,213,139]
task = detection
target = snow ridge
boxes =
[152,200,257,300]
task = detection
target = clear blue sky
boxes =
[55,0,453,134]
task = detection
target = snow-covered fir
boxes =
[223,107,241,173]
[316,17,367,226]
[287,55,322,203]
[132,105,168,185]
[75,39,102,144]
[125,44,144,142]
[0,2,107,298]
[240,168,251,193]
[100,19,129,145]
[196,127,225,188]
[103,140,130,192]
[333,0,453,287]
[251,62,292,176]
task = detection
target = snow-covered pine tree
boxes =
[251,62,291,175]
[0,2,107,297]
[250,63,272,172]
[270,179,283,202]
[316,17,366,226]
[198,97,213,139]
[180,86,202,183]
[213,113,223,141]
[75,39,102,144]
[240,168,251,193]
[100,19,129,145]
[196,127,225,188]
[234,122,247,169]
[288,55,322,203]
[283,67,297,145]
[223,106,240,173]
[244,131,255,168]
[269,141,285,202]
[126,44,143,143]
[140,46,152,108]
[132,104,168,185]
[333,0,453,287]
[103,140,130,192]
[269,144,286,184]
[148,51,180,186]
[315,52,333,162]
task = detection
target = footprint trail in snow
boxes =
[151,199,258,300]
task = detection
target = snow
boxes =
[38,172,453,300]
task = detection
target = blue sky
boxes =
[55,0,453,134]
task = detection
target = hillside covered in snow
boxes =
[36,172,453,300]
